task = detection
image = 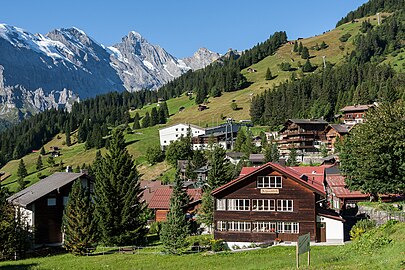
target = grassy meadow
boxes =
[1,221,404,270]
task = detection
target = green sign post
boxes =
[296,233,310,268]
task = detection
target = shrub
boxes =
[279,62,292,71]
[149,221,163,235]
[339,33,351,42]
[350,219,376,240]
[231,102,238,111]
[210,239,228,252]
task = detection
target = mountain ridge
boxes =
[0,24,220,123]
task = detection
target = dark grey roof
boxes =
[288,119,329,125]
[249,154,265,163]
[226,152,244,159]
[7,172,86,207]
[325,165,341,175]
[329,124,350,134]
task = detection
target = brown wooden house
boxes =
[211,162,329,244]
[7,172,93,247]
[148,187,202,222]
[340,103,376,126]
[322,124,351,153]
[277,119,329,156]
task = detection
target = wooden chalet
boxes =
[211,162,331,244]
[277,119,328,156]
[322,124,350,153]
[340,103,376,126]
[148,187,202,222]
[7,172,93,246]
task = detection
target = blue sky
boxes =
[0,0,368,58]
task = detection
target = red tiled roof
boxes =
[239,166,261,176]
[140,180,163,205]
[340,104,374,112]
[326,175,368,199]
[148,188,202,209]
[212,162,326,196]
[289,166,325,186]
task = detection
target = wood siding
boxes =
[213,166,318,242]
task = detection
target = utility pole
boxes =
[377,13,381,25]
[322,56,326,68]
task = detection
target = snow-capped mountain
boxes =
[0,24,219,122]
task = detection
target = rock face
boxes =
[0,24,219,122]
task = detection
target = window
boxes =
[257,176,282,188]
[252,222,277,233]
[181,128,184,131]
[63,196,69,206]
[164,140,167,143]
[176,134,178,137]
[47,198,56,206]
[216,221,227,231]
[216,199,226,210]
[227,199,250,211]
[228,221,251,232]
[277,200,293,212]
[277,222,299,233]
[175,128,178,131]
[252,199,275,211]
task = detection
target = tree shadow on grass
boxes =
[0,263,39,270]
[124,139,139,147]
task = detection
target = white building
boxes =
[159,123,205,150]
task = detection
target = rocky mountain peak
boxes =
[181,47,221,70]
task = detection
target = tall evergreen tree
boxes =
[142,112,151,128]
[301,47,310,59]
[160,171,190,254]
[298,42,303,54]
[150,107,159,126]
[133,112,141,130]
[62,180,97,255]
[0,185,15,260]
[265,67,273,80]
[94,129,147,246]
[65,124,71,147]
[40,146,46,156]
[36,156,43,171]
[17,159,27,191]
[160,101,170,119]
[158,107,167,124]
[286,148,298,166]
[271,143,280,162]
[234,129,247,152]
[293,41,298,52]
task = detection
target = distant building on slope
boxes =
[340,103,377,126]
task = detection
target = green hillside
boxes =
[0,11,401,189]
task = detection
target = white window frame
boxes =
[216,221,227,231]
[228,221,251,232]
[257,176,282,188]
[47,198,56,206]
[216,199,226,210]
[277,222,299,234]
[227,199,250,211]
[252,222,277,233]
[252,199,276,211]
[277,199,293,212]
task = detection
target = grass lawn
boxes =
[1,222,404,270]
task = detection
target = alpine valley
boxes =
[0,25,220,124]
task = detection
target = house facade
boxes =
[159,123,205,151]
[277,119,329,156]
[340,103,376,126]
[7,172,93,246]
[211,163,336,246]
[322,124,350,153]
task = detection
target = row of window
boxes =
[216,221,299,234]
[217,199,293,212]
[47,197,69,206]
[257,176,282,188]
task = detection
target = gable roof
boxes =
[7,172,88,207]
[148,188,202,209]
[287,119,329,125]
[289,166,325,188]
[340,104,375,112]
[239,166,261,177]
[212,162,325,196]
[159,123,205,131]
[324,124,351,134]
[326,175,368,199]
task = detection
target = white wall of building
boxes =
[159,124,205,150]
[317,215,344,243]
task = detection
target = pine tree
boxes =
[271,143,280,162]
[160,172,190,254]
[62,180,97,255]
[298,42,303,54]
[286,148,298,166]
[65,124,71,147]
[133,112,141,130]
[36,156,43,171]
[293,41,298,52]
[158,107,167,124]
[151,107,159,126]
[265,67,273,80]
[0,185,16,260]
[301,47,310,59]
[17,159,27,191]
[47,156,55,167]
[302,59,314,72]
[40,146,46,156]
[320,41,328,49]
[94,129,147,246]
[142,112,151,128]
[160,101,170,119]
[234,129,247,152]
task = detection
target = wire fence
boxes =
[85,245,205,256]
